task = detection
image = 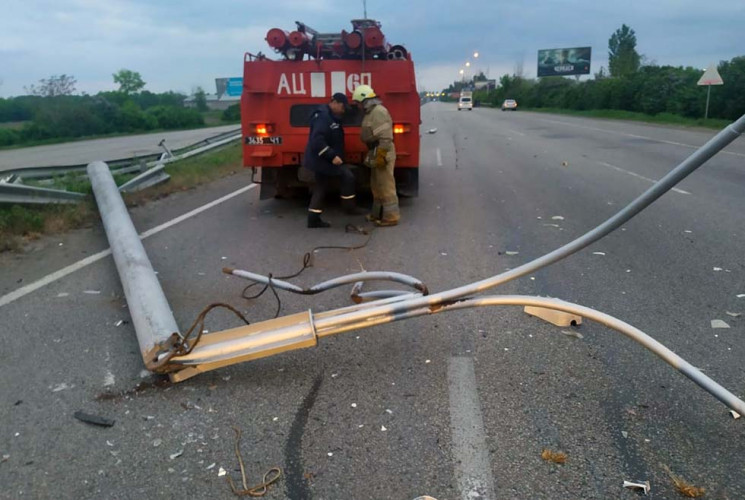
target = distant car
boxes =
[501,99,518,111]
[458,97,473,111]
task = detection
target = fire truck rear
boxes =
[241,19,420,199]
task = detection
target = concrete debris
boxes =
[74,411,115,428]
[385,409,393,414]
[713,267,723,272]
[561,330,584,339]
[730,410,741,420]
[505,251,519,256]
[623,480,650,495]
[592,252,606,256]
[425,359,431,364]
[621,431,628,438]
[206,463,216,470]
[711,320,730,329]
[327,452,333,457]
[551,216,564,220]
[351,403,357,408]
[218,467,227,476]
[381,426,387,431]
[153,439,162,447]
[169,450,184,460]
[725,311,741,317]
[440,252,448,256]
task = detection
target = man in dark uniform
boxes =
[302,93,361,228]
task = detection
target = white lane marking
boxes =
[539,117,745,158]
[436,148,443,167]
[447,357,496,500]
[597,161,691,195]
[0,183,258,308]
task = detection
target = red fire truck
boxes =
[241,19,420,199]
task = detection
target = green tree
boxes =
[113,69,146,95]
[24,74,77,96]
[194,87,209,112]
[608,24,641,78]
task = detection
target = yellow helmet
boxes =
[352,84,376,102]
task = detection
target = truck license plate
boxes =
[245,136,282,145]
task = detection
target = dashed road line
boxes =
[597,161,691,195]
[0,183,258,308]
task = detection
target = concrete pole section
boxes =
[87,161,180,370]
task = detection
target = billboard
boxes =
[215,77,243,97]
[537,47,591,77]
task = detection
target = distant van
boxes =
[458,95,473,111]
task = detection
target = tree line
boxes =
[0,70,236,147]
[452,25,745,122]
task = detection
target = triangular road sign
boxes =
[698,64,724,86]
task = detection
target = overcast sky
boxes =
[1,0,743,98]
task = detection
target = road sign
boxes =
[697,64,724,119]
[697,64,724,86]
[226,77,243,97]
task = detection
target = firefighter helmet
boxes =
[352,84,376,102]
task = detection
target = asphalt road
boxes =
[0,124,241,172]
[1,104,744,499]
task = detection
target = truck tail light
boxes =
[253,123,274,135]
[393,124,410,134]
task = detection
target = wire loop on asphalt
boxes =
[227,427,282,497]
[241,223,374,318]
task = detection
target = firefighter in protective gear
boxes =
[303,93,362,228]
[352,85,400,227]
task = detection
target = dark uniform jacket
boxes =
[303,105,345,176]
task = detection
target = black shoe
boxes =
[341,198,365,215]
[308,212,331,228]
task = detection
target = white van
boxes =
[458,92,473,111]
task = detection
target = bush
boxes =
[146,106,204,129]
[221,104,241,122]
[0,128,19,146]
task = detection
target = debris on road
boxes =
[730,410,741,420]
[713,267,723,272]
[505,251,519,256]
[153,439,162,447]
[662,465,705,498]
[592,252,606,256]
[2,455,9,463]
[562,330,584,340]
[622,480,650,495]
[73,411,115,428]
[218,467,227,476]
[169,450,184,460]
[737,294,745,299]
[541,449,567,464]
[427,128,437,134]
[52,383,73,392]
[551,216,564,220]
[381,426,387,431]
[621,431,628,438]
[561,161,568,167]
[83,290,101,295]
[711,319,730,329]
[725,311,741,317]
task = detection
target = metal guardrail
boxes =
[0,129,242,204]
[0,181,87,204]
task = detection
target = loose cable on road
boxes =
[240,223,374,318]
[227,427,282,497]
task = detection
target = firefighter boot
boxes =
[341,197,365,216]
[307,211,331,228]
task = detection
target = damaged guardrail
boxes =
[91,114,745,417]
[1,129,241,204]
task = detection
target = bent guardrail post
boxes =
[88,161,180,371]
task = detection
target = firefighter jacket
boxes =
[303,105,345,176]
[360,102,395,168]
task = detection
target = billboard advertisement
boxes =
[537,47,591,77]
[215,77,243,97]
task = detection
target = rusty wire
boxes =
[227,427,282,497]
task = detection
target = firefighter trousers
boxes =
[370,158,399,222]
[309,168,356,213]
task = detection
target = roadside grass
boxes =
[521,107,731,130]
[0,142,244,252]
